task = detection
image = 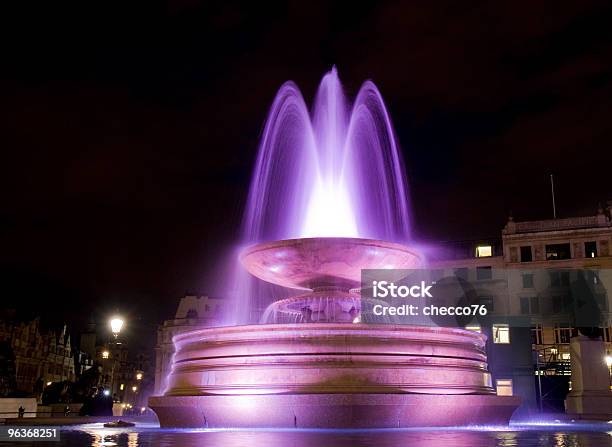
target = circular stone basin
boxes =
[162,324,494,397]
[240,237,421,290]
[151,324,520,428]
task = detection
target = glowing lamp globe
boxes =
[110,317,124,338]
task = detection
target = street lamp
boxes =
[110,317,124,339]
[606,356,612,368]
[102,350,109,359]
[132,386,138,392]
[107,317,124,402]
[136,372,142,380]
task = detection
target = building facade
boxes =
[428,204,612,415]
[0,319,76,396]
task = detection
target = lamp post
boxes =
[108,316,125,400]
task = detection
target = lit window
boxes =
[561,353,570,360]
[465,325,481,333]
[493,324,510,344]
[476,245,492,257]
[496,379,513,396]
[120,383,124,390]
[585,241,597,258]
[546,243,571,261]
[102,351,109,359]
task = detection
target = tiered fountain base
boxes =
[149,323,520,428]
[151,393,519,428]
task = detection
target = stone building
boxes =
[428,203,612,415]
[153,295,223,395]
[0,318,76,395]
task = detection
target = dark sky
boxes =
[1,1,612,342]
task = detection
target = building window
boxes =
[465,325,481,333]
[522,273,534,288]
[493,324,510,344]
[520,246,532,262]
[546,243,571,261]
[550,270,570,287]
[521,297,539,314]
[585,241,597,258]
[496,379,513,396]
[531,325,543,344]
[479,296,494,313]
[587,270,599,285]
[476,245,492,258]
[554,325,572,344]
[476,266,492,280]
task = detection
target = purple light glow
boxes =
[224,68,413,325]
[243,67,411,243]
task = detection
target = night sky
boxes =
[1,2,612,347]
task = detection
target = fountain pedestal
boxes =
[149,238,520,427]
[149,323,519,427]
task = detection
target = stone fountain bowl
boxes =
[240,237,421,291]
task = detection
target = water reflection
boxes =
[50,427,612,447]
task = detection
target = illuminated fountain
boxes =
[149,69,520,427]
